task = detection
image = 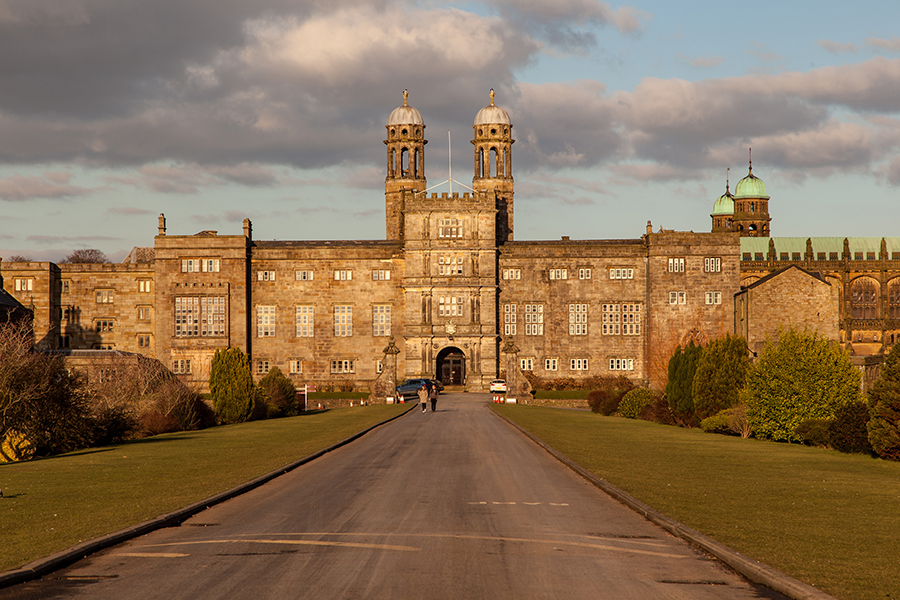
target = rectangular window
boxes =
[544,358,558,371]
[138,306,152,321]
[705,291,723,305]
[61,280,70,294]
[295,270,314,281]
[704,257,722,273]
[96,289,115,304]
[138,335,151,348]
[438,296,463,317]
[622,304,642,335]
[257,270,276,281]
[257,305,276,337]
[289,360,302,374]
[13,278,33,292]
[295,306,314,337]
[372,270,391,281]
[376,360,384,374]
[609,358,635,371]
[331,360,355,374]
[138,280,152,293]
[579,268,591,280]
[550,268,568,280]
[609,268,634,280]
[504,304,516,336]
[94,319,114,333]
[502,269,521,280]
[173,359,192,374]
[438,218,464,238]
[181,259,198,273]
[524,304,543,336]
[202,259,220,273]
[334,305,352,337]
[520,358,534,371]
[601,304,620,335]
[668,257,685,273]
[257,360,270,375]
[334,270,353,281]
[175,296,227,337]
[669,291,686,305]
[569,303,588,335]
[570,358,590,371]
[438,255,464,275]
[373,305,391,336]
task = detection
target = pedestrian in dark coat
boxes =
[429,385,438,412]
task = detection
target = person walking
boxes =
[429,384,438,412]
[417,383,429,413]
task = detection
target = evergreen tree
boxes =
[867,344,900,460]
[692,334,751,420]
[746,329,860,442]
[209,347,253,424]
[257,366,298,417]
[666,340,702,424]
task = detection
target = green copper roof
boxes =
[734,170,768,199]
[711,191,734,216]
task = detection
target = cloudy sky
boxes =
[2,0,900,262]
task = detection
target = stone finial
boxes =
[489,88,495,106]
[158,213,166,236]
[243,218,252,240]
[403,89,409,106]
[382,336,401,355]
[501,339,520,355]
[646,220,652,235]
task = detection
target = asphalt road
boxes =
[2,393,788,599]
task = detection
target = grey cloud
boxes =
[0,172,93,201]
[817,40,857,53]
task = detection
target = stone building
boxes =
[2,91,740,392]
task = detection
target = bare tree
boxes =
[59,249,110,264]
[6,255,31,262]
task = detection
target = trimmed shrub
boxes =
[700,410,736,436]
[829,402,873,455]
[795,419,832,448]
[639,394,675,425]
[619,388,653,419]
[258,367,298,417]
[666,341,702,426]
[868,344,900,461]
[209,347,254,424]
[586,377,635,414]
[746,329,861,443]
[692,334,750,420]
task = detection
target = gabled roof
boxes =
[742,264,829,291]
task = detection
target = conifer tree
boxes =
[692,334,750,420]
[666,340,701,424]
[867,344,900,460]
[209,347,253,424]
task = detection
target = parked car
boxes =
[396,378,433,401]
[490,379,507,393]
[429,379,445,393]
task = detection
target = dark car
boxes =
[396,378,433,401]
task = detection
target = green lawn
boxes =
[0,404,408,573]
[493,404,900,600]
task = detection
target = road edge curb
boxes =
[490,407,840,600]
[0,403,417,589]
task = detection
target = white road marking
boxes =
[113,553,189,558]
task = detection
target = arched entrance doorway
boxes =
[436,347,466,385]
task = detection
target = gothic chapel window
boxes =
[851,278,878,320]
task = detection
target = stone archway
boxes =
[436,346,466,386]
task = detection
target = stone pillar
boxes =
[501,339,532,403]
[368,337,401,404]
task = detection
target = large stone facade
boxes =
[2,92,743,392]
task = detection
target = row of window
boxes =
[668,291,724,306]
[668,257,722,273]
[519,358,635,372]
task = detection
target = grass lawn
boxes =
[0,404,408,574]
[493,404,900,600]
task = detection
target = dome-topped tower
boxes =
[731,150,771,237]
[472,89,514,242]
[710,176,735,233]
[385,90,427,241]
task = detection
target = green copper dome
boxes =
[711,189,734,216]
[734,165,769,199]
